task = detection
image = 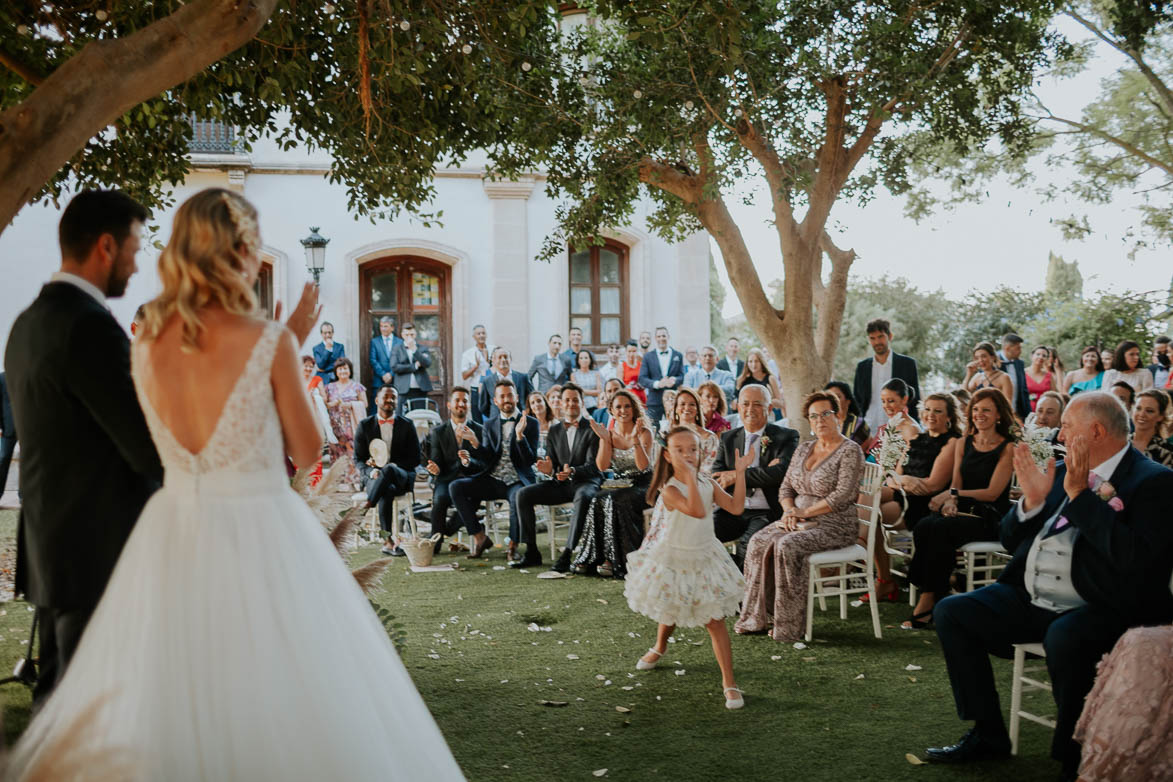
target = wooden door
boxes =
[359,257,451,414]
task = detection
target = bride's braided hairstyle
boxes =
[139,188,262,351]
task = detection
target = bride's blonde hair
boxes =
[139,188,261,351]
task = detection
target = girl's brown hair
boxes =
[526,391,554,425]
[646,426,700,505]
[922,392,963,437]
[609,388,647,425]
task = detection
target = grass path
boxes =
[0,509,1059,780]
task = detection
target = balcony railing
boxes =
[187,115,238,154]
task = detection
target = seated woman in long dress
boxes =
[570,390,654,577]
[863,392,961,602]
[1074,624,1173,781]
[902,387,1015,629]
[735,391,865,642]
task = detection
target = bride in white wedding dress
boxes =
[9,189,465,780]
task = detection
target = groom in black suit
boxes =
[4,190,163,701]
[925,392,1173,780]
[354,385,420,556]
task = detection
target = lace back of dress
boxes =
[133,320,286,476]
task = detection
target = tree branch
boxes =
[0,49,46,86]
[816,231,856,363]
[732,117,804,251]
[0,0,280,230]
[637,157,703,203]
[1035,109,1173,177]
[1064,7,1173,118]
[800,77,848,245]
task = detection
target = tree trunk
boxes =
[0,0,278,232]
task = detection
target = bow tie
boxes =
[503,416,520,424]
[659,351,669,355]
[564,420,580,428]
[378,418,394,426]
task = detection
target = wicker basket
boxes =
[398,533,442,567]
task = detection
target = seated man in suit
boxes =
[369,316,403,412]
[391,322,433,414]
[450,379,540,562]
[423,386,484,554]
[638,326,685,421]
[711,384,800,566]
[355,385,421,557]
[513,383,603,571]
[478,348,531,421]
[529,334,571,394]
[925,392,1173,781]
[312,321,345,384]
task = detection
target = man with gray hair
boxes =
[711,383,799,566]
[926,391,1173,780]
[683,345,736,403]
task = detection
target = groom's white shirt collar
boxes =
[51,271,108,309]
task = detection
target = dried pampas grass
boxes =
[351,558,394,597]
[328,506,367,558]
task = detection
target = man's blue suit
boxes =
[312,341,346,384]
[933,446,1173,773]
[638,348,685,420]
[369,334,404,392]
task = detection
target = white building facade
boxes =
[0,128,711,409]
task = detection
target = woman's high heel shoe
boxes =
[636,647,664,671]
[860,577,900,603]
[901,609,934,630]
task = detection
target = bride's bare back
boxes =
[135,308,321,466]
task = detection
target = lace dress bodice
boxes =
[611,446,638,475]
[132,320,287,482]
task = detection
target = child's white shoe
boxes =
[635,647,663,671]
[724,686,745,710]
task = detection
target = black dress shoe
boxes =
[387,546,407,558]
[925,729,1010,764]
[550,548,573,573]
[509,551,542,569]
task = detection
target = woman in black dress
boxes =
[824,380,871,447]
[864,392,962,602]
[570,390,655,577]
[902,388,1016,628]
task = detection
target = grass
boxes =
[0,508,1061,780]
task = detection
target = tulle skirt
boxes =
[625,536,744,628]
[10,468,464,781]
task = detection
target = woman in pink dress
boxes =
[1074,624,1173,781]
[324,357,366,487]
[1024,344,1057,411]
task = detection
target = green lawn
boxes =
[0,508,1060,780]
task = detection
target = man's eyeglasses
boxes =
[807,410,837,422]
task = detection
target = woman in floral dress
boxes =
[736,391,864,642]
[324,357,366,487]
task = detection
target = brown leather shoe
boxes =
[466,535,494,559]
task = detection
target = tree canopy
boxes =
[0,1,559,227]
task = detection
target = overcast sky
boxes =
[711,17,1171,318]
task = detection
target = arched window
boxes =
[569,240,628,351]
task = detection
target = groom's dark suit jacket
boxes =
[998,447,1173,625]
[4,282,163,610]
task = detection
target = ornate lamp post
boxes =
[300,226,329,284]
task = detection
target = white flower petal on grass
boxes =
[905,664,923,671]
[770,655,782,661]
[621,686,634,691]
[427,653,440,659]
[527,623,540,632]
[492,565,506,571]
[604,680,612,686]
[674,669,686,676]
[854,673,865,680]
[593,770,608,777]
[615,706,631,713]
[597,598,608,605]
[793,642,807,650]
[596,675,606,681]
[850,600,863,608]
[567,654,580,660]
[905,754,926,766]
[501,679,509,684]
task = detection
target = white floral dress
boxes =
[624,476,745,628]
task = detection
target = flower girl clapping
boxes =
[624,426,753,709]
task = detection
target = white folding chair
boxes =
[1009,642,1055,754]
[958,540,1011,591]
[404,408,443,442]
[481,499,512,542]
[804,462,884,642]
[352,490,414,545]
[539,502,574,559]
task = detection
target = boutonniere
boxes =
[1089,475,1124,511]
[760,435,772,450]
